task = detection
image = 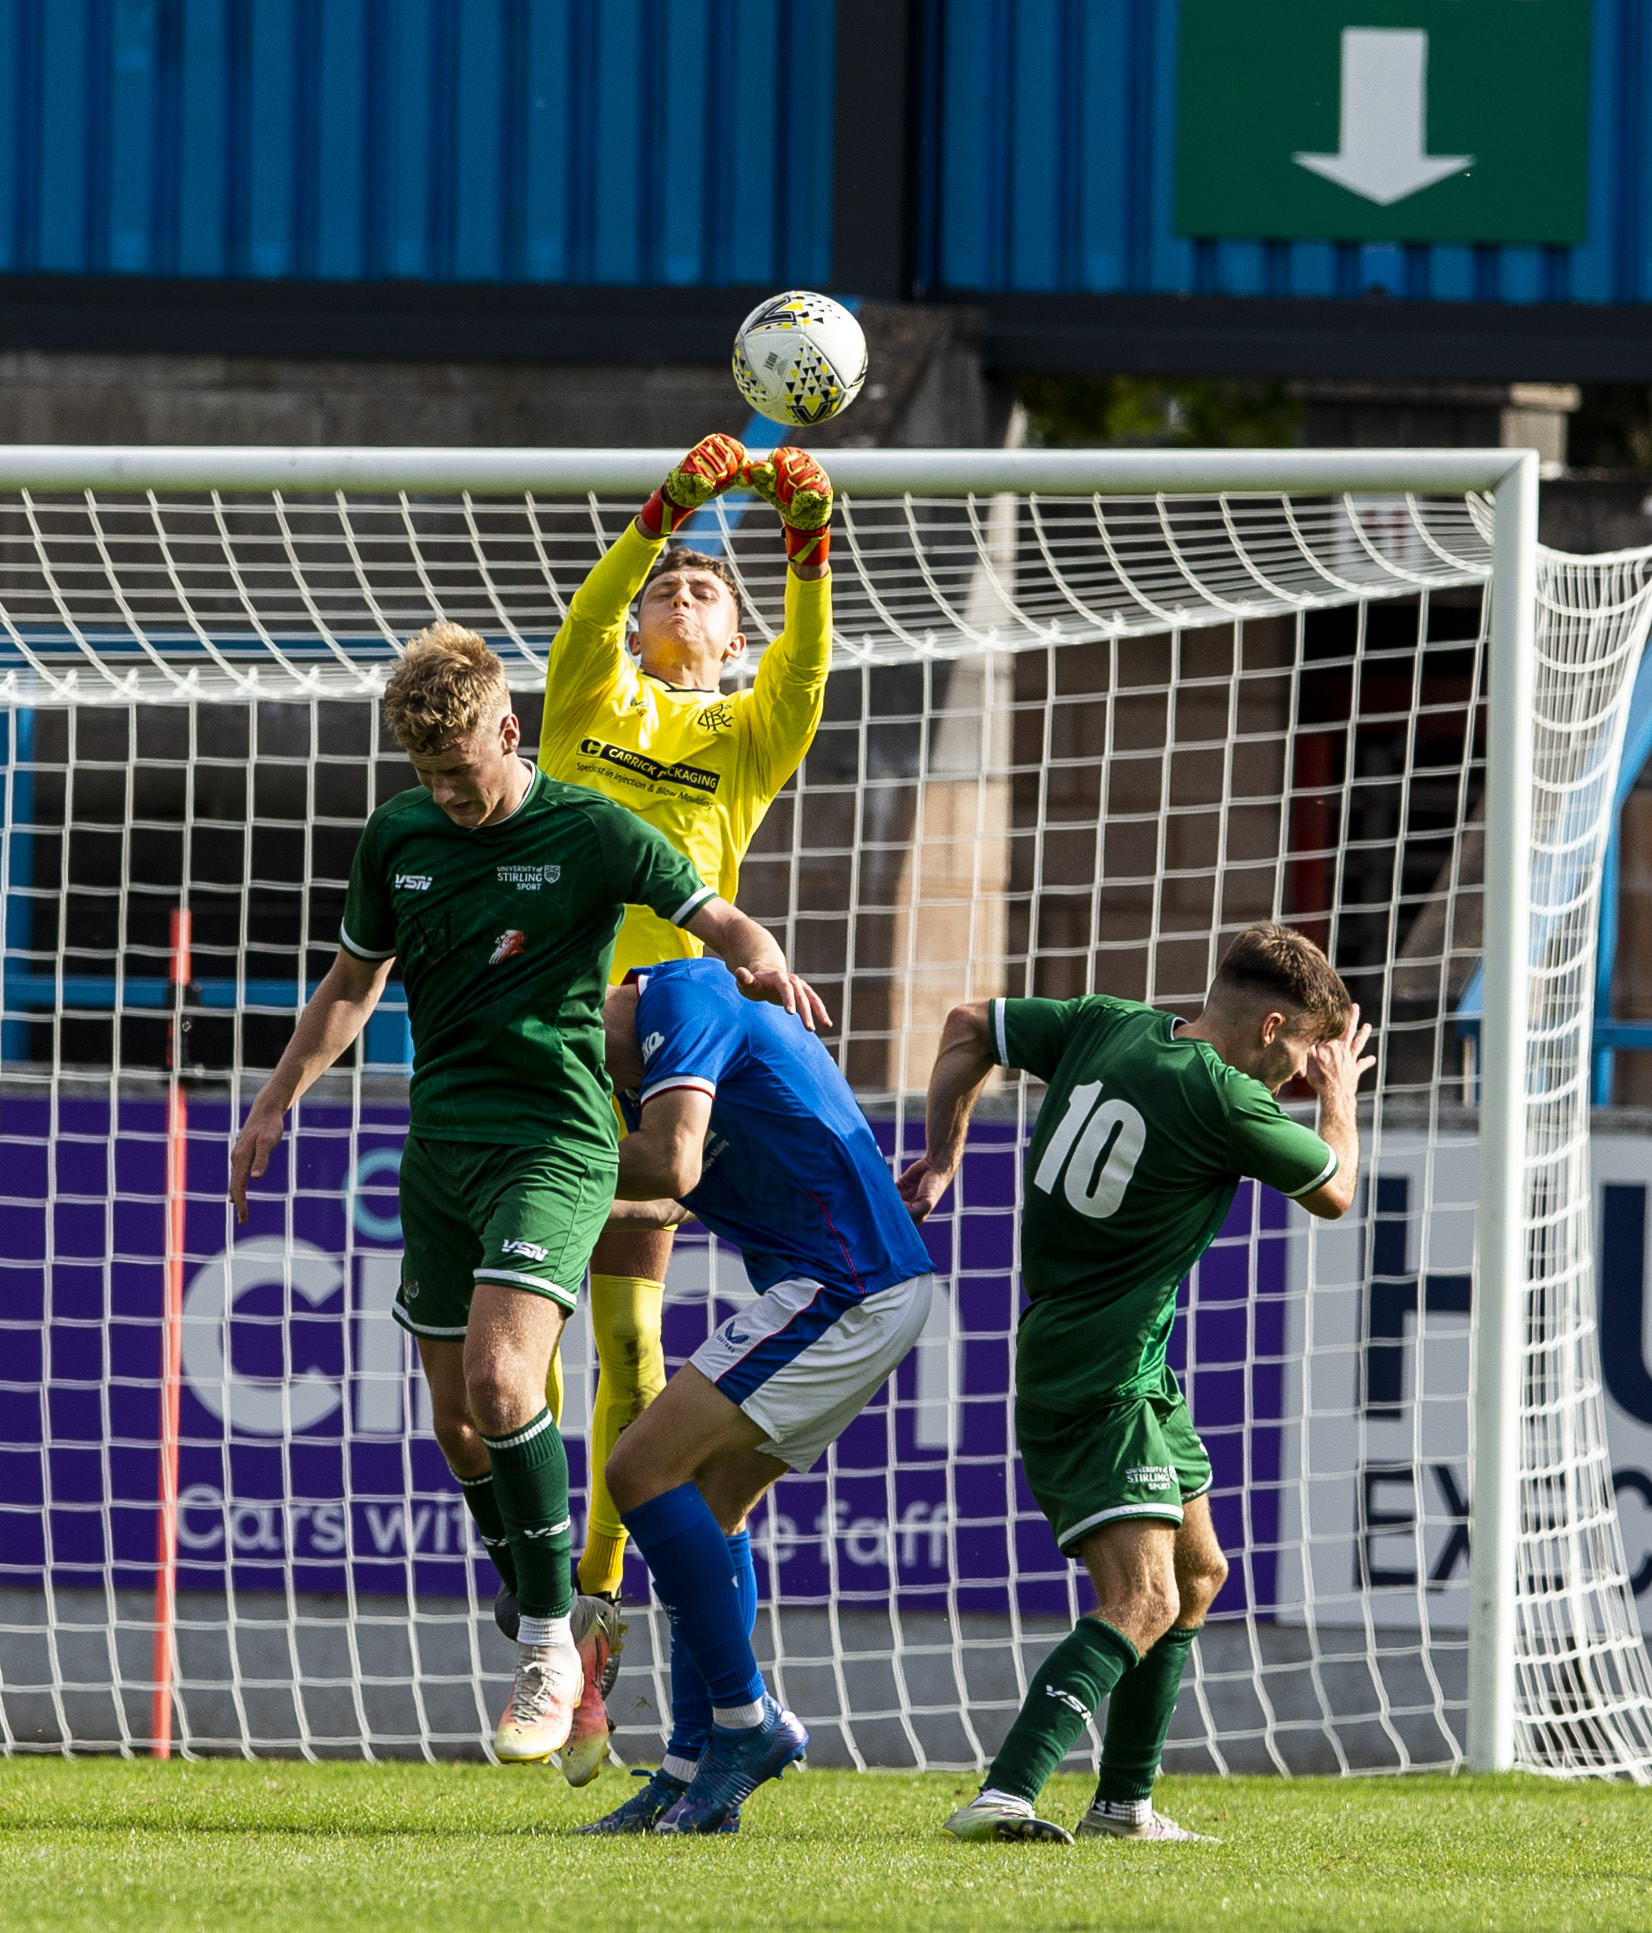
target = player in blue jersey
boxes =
[586,956,935,1834]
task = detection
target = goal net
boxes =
[3,447,1651,1778]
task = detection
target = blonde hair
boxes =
[383,622,511,758]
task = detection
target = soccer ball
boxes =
[732,290,868,429]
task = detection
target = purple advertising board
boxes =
[0,1095,1290,1620]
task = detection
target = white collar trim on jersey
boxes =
[476,758,538,831]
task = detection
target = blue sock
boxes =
[666,1530,760,1762]
[728,1528,757,1639]
[664,1604,711,1768]
[623,1486,767,1715]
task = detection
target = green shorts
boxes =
[1016,1368,1212,1554]
[394,1133,616,1340]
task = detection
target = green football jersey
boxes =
[341,764,712,1148]
[990,994,1337,1410]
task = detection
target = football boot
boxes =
[491,1643,581,1763]
[1075,1803,1217,1842]
[654,1698,806,1834]
[560,1594,628,1788]
[942,1796,1073,1844]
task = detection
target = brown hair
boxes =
[382,621,512,758]
[641,545,743,617]
[1210,923,1352,1039]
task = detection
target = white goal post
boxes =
[0,442,1646,1779]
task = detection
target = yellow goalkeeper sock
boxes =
[578,1273,667,1598]
[544,1343,564,1429]
[578,1526,630,1603]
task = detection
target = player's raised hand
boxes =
[744,446,833,570]
[229,1103,287,1226]
[1304,1003,1375,1098]
[733,965,832,1034]
[896,1154,953,1224]
[638,433,748,540]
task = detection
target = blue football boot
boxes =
[576,1766,742,1835]
[577,1767,686,1834]
[654,1698,807,1835]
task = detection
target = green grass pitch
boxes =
[0,1759,1646,1932]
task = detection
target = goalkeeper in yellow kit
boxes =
[536,432,834,1609]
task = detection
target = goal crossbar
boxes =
[0,444,1530,498]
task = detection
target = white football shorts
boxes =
[689,1270,935,1472]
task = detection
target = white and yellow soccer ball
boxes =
[732,290,868,428]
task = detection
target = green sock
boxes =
[453,1469,517,1597]
[479,1409,572,1620]
[1094,1624,1199,1805]
[986,1617,1139,1805]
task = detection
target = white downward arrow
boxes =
[1294,28,1472,206]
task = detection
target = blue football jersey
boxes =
[619,959,932,1298]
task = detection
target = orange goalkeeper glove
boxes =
[745,446,833,569]
[637,433,747,540]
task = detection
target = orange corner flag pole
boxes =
[151,906,190,1758]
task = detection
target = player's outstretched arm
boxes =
[230,948,392,1224]
[614,1088,714,1202]
[744,446,832,580]
[682,895,831,1032]
[540,434,749,761]
[898,1001,996,1223]
[604,1197,695,1231]
[1297,1003,1375,1220]
[744,449,834,796]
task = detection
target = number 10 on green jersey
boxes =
[989,995,1338,1409]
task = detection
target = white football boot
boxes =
[943,1795,1073,1844]
[492,1641,582,1763]
[1075,1802,1218,1842]
[560,1594,628,1788]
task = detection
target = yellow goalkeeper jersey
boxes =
[537,522,831,981]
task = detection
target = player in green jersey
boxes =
[228,623,825,1774]
[899,923,1372,1844]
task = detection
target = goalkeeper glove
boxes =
[637,433,747,540]
[744,446,833,569]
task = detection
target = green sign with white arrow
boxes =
[1175,0,1591,245]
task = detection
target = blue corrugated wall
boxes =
[920,0,1652,308]
[0,0,833,286]
[5,0,1652,307]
